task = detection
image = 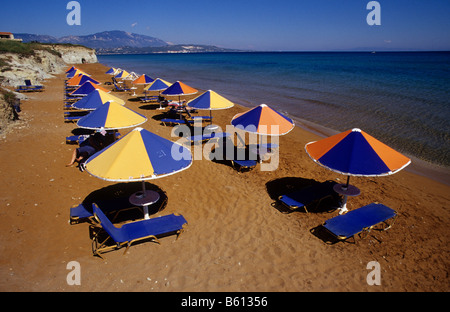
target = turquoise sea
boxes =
[98,52,450,169]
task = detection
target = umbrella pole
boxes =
[344,176,350,189]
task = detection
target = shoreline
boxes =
[221,85,450,187]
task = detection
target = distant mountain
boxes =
[14,30,242,54]
[14,30,240,54]
[14,30,168,49]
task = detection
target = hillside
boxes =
[15,31,169,49]
[15,30,241,54]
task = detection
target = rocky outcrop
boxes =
[51,44,97,64]
[0,44,97,87]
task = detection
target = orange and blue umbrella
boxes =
[305,128,411,177]
[67,74,100,87]
[66,66,78,73]
[305,128,411,213]
[77,101,147,130]
[70,81,110,96]
[132,74,154,85]
[231,104,294,136]
[161,81,198,100]
[84,127,192,182]
[72,89,125,110]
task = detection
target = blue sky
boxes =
[1,0,449,51]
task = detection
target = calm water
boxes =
[98,52,450,168]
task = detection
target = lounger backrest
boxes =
[25,80,32,86]
[93,204,127,243]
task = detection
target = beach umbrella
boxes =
[161,81,198,104]
[115,70,130,80]
[67,69,89,79]
[72,89,125,110]
[70,81,110,96]
[77,101,147,130]
[66,66,78,73]
[84,127,192,218]
[143,78,172,92]
[231,104,294,136]
[67,74,100,87]
[305,128,411,213]
[187,90,234,124]
[143,78,172,109]
[105,67,119,75]
[132,74,154,85]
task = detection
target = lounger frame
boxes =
[321,203,397,244]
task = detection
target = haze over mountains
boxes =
[14,30,240,54]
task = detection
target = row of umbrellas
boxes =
[69,65,411,218]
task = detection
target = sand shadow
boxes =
[81,182,168,224]
[265,177,339,214]
[309,225,340,245]
[138,103,163,110]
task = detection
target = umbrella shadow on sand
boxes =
[82,182,168,224]
[265,177,339,214]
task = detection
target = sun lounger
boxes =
[69,196,134,224]
[321,203,397,243]
[91,204,187,258]
[231,159,258,172]
[278,180,337,213]
[66,132,121,145]
[113,81,131,92]
[140,95,159,103]
[15,80,44,92]
[66,134,90,145]
[189,132,231,143]
[160,118,187,126]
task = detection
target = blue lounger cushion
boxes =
[92,204,187,257]
[189,132,231,142]
[70,196,134,224]
[322,203,397,240]
[278,181,337,212]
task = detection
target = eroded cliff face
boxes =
[0,44,97,134]
[52,45,97,64]
[0,45,97,87]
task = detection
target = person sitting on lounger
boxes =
[66,132,105,168]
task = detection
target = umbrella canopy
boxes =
[231,104,294,136]
[77,101,147,130]
[161,81,198,98]
[70,81,110,96]
[187,90,234,110]
[72,89,125,110]
[105,67,118,75]
[143,78,172,92]
[66,69,88,79]
[115,70,130,80]
[66,74,100,87]
[84,127,192,182]
[305,128,411,177]
[66,66,78,73]
[132,74,154,85]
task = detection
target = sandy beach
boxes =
[0,63,448,292]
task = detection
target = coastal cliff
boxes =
[0,42,97,134]
[0,43,97,87]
